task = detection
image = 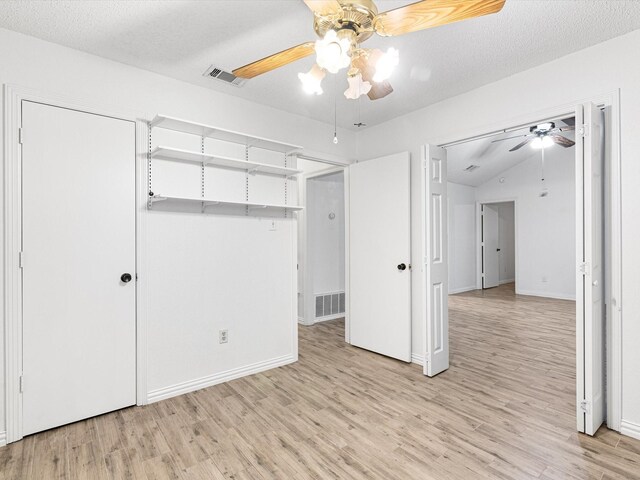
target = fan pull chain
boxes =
[333,75,338,144]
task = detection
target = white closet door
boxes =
[482,204,500,289]
[349,153,411,362]
[423,145,449,376]
[576,102,605,435]
[22,101,136,436]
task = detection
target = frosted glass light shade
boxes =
[315,30,351,74]
[298,64,326,95]
[344,73,372,99]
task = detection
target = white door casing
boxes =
[482,204,500,289]
[423,145,449,376]
[576,102,605,435]
[21,101,137,435]
[349,152,411,362]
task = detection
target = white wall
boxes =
[448,182,476,293]
[308,172,345,296]
[356,29,640,430]
[0,27,356,434]
[477,150,575,300]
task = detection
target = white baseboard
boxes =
[147,354,295,404]
[411,353,424,366]
[499,278,515,285]
[313,314,345,323]
[449,286,477,295]
[515,289,576,301]
[0,431,6,447]
[621,420,640,441]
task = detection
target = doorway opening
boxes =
[423,100,615,436]
[297,159,347,328]
[480,201,515,290]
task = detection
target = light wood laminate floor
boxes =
[2,283,639,479]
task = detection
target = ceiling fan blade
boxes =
[509,138,532,152]
[368,81,394,100]
[303,0,342,16]
[550,134,576,148]
[233,42,315,79]
[373,0,506,37]
[491,133,531,144]
[558,125,575,132]
[352,50,394,100]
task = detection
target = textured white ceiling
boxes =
[447,118,575,186]
[1,1,639,129]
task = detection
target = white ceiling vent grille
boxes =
[464,164,480,172]
[203,65,247,87]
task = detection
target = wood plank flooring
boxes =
[2,283,639,479]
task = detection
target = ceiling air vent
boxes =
[464,164,480,172]
[203,65,247,87]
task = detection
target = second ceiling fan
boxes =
[232,0,506,100]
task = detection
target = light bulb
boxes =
[315,30,351,74]
[344,73,372,99]
[531,135,553,149]
[298,64,325,95]
[333,134,338,144]
[373,47,399,83]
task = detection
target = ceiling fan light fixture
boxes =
[373,47,399,83]
[344,73,372,99]
[531,135,554,149]
[315,30,351,74]
[298,64,326,95]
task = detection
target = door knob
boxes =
[121,273,132,283]
[397,263,407,271]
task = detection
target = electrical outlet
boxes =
[219,329,228,344]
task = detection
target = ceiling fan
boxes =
[232,0,506,100]
[492,120,576,152]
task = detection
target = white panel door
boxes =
[349,153,411,362]
[22,101,136,436]
[576,102,605,435]
[482,204,500,289]
[423,145,449,376]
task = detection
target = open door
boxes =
[482,204,500,288]
[423,145,449,376]
[576,102,605,435]
[349,153,411,362]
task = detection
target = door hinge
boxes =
[578,262,589,275]
[580,400,590,413]
[18,251,24,269]
[19,375,24,393]
[18,128,23,145]
[579,124,589,138]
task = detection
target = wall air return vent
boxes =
[203,65,247,87]
[464,164,480,172]
[315,292,346,318]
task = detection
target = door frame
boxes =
[426,90,622,432]
[476,199,518,290]
[3,84,149,443]
[296,156,351,340]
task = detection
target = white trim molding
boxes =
[515,290,577,301]
[411,353,424,366]
[0,431,7,447]
[620,421,640,441]
[147,354,295,403]
[449,286,477,295]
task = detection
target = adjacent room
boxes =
[1,1,640,479]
